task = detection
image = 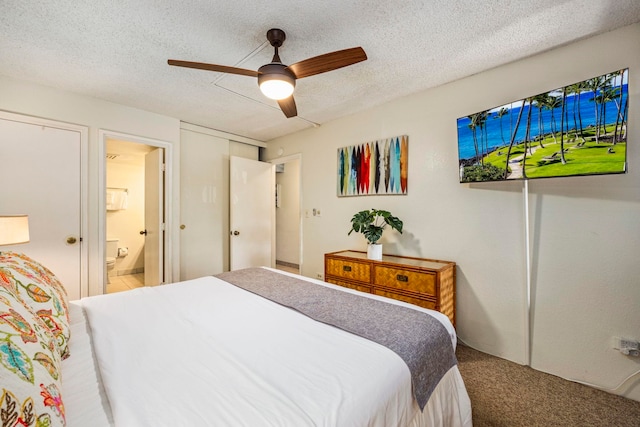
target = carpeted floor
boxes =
[455,344,640,426]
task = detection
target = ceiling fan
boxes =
[168,28,367,118]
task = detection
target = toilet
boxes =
[106,238,119,284]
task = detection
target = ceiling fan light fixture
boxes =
[260,79,294,100]
[258,64,296,100]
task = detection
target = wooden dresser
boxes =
[324,250,456,327]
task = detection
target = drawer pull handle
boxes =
[396,274,408,282]
[343,266,352,272]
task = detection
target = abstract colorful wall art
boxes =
[337,135,408,196]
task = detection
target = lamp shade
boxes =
[257,63,295,100]
[0,215,30,246]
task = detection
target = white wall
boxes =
[265,24,640,400]
[0,75,181,295]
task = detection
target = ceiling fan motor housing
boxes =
[266,28,286,48]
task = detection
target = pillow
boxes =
[0,280,66,427]
[0,252,71,360]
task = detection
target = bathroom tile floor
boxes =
[106,273,145,294]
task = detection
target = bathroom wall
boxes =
[106,154,145,276]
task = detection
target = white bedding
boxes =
[62,302,114,426]
[65,269,471,426]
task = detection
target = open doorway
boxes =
[104,137,165,293]
[272,154,302,275]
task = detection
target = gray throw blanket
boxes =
[215,268,457,410]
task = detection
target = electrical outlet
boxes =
[620,339,639,349]
[613,336,636,349]
[613,337,640,356]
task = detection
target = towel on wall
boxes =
[106,188,128,210]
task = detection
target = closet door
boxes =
[0,113,85,300]
[179,129,229,280]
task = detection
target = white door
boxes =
[230,156,274,270]
[0,115,83,300]
[179,130,229,280]
[144,148,164,286]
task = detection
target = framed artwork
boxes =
[337,135,408,196]
[457,69,628,183]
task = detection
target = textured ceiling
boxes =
[1,1,639,142]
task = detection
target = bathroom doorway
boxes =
[271,154,302,275]
[105,138,165,293]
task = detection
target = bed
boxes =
[0,251,472,427]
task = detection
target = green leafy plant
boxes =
[348,209,403,244]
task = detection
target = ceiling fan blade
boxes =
[287,47,367,79]
[278,96,297,118]
[168,59,259,77]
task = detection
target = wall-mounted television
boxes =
[457,69,629,183]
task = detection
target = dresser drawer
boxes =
[327,278,371,294]
[373,266,436,295]
[326,258,371,282]
[372,288,437,310]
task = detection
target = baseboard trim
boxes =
[275,260,299,269]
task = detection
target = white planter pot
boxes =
[367,243,383,260]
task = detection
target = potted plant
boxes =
[348,209,403,260]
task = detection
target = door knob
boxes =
[66,236,77,245]
[230,230,240,236]
[140,230,148,235]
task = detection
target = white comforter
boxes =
[81,271,471,426]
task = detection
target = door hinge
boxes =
[161,163,166,172]
[161,223,166,231]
